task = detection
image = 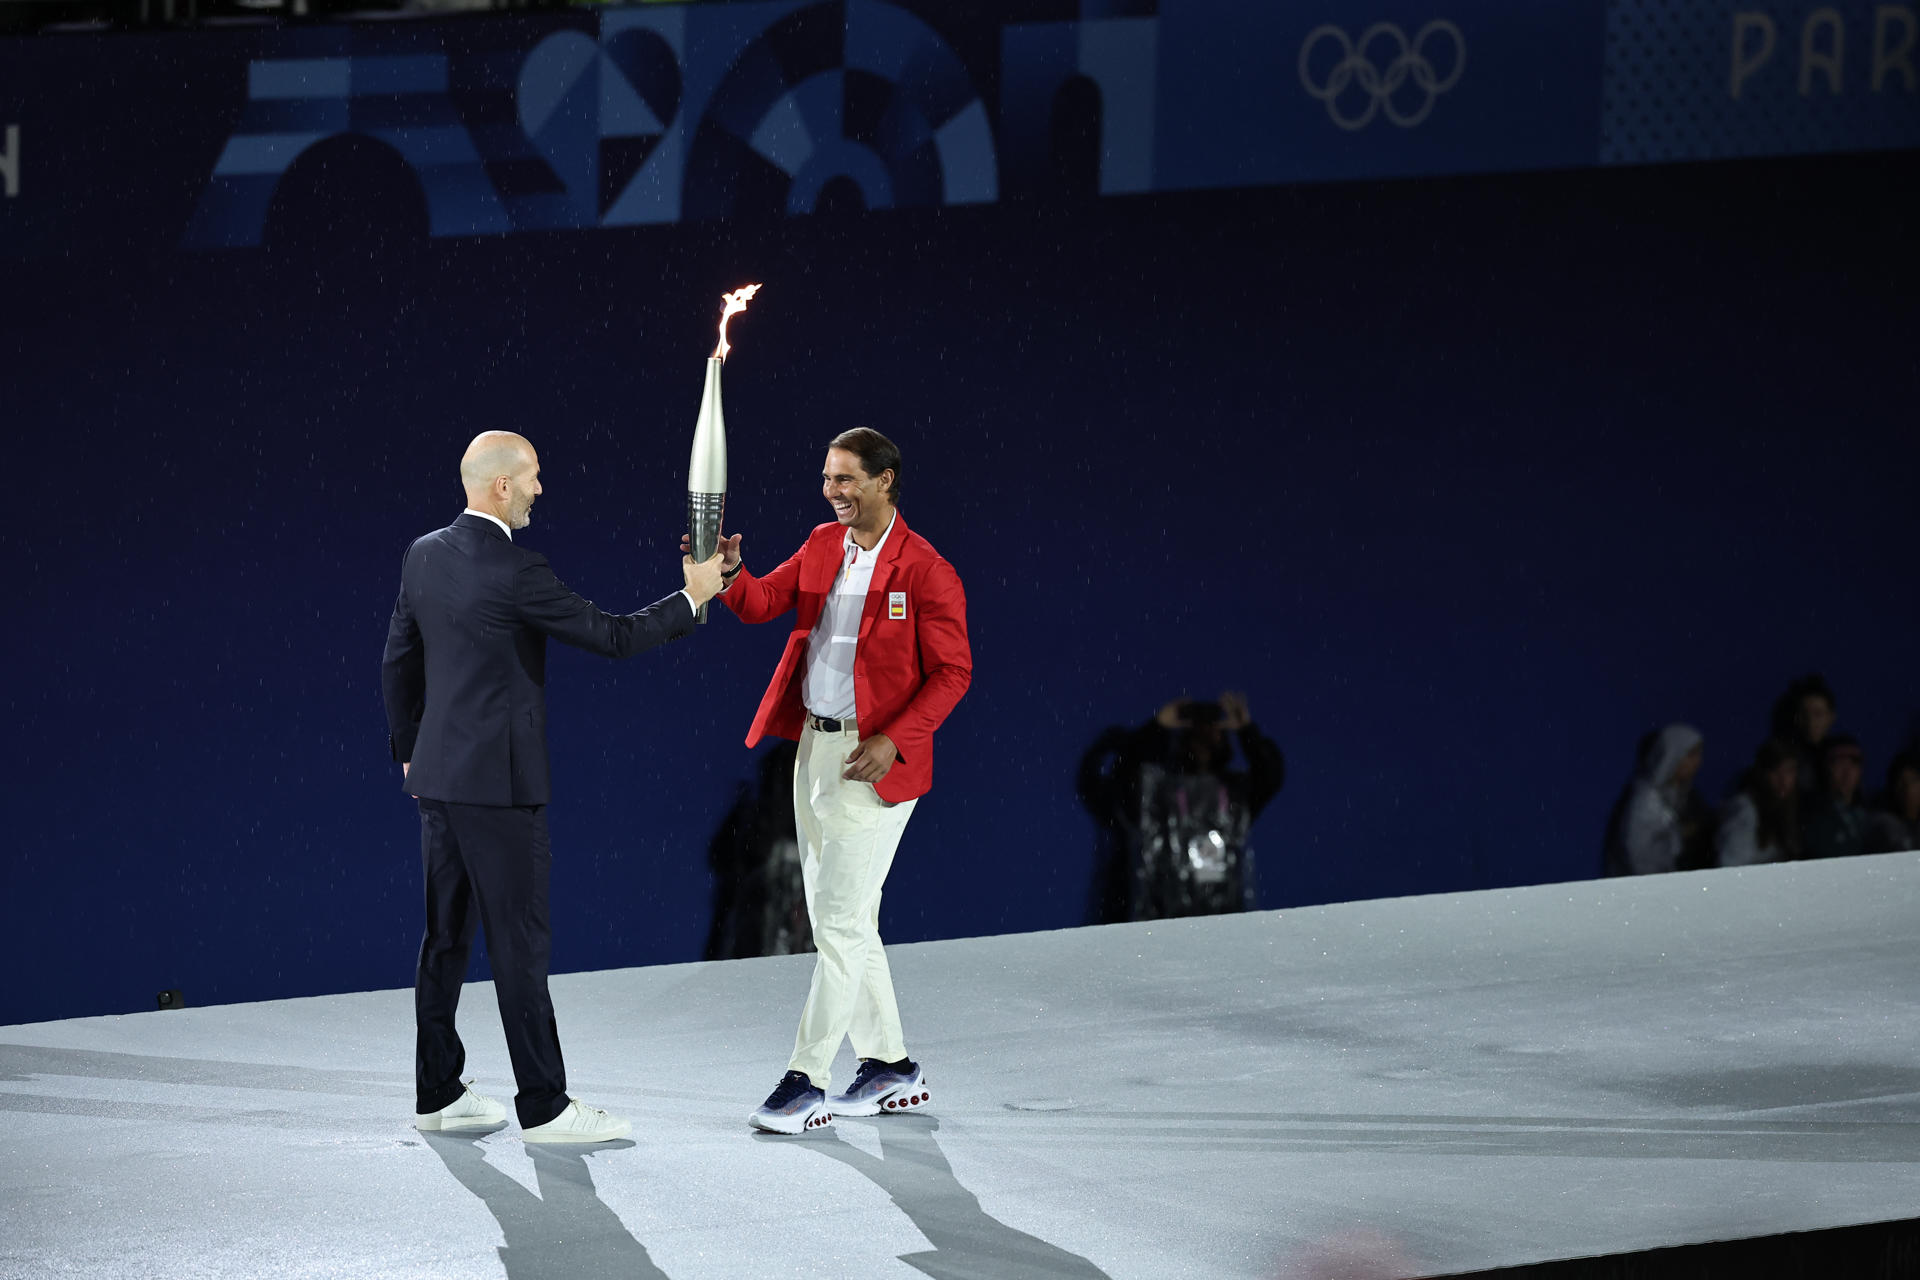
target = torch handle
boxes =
[687,490,726,625]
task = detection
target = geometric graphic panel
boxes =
[1602,0,1920,163]
[682,0,995,220]
[187,50,510,247]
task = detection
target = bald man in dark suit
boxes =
[383,430,725,1142]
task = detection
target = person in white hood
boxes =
[1604,724,1709,876]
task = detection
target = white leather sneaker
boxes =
[415,1081,508,1131]
[521,1097,632,1144]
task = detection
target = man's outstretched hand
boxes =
[843,734,898,783]
[679,530,743,571]
[683,551,728,605]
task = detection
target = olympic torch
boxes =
[687,284,760,622]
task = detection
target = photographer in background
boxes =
[1078,692,1286,924]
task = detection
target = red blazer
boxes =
[721,511,971,803]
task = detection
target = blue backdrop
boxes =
[1,11,1916,1025]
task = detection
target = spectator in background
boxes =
[705,741,810,961]
[1867,749,1920,854]
[1801,734,1871,859]
[1603,724,1712,876]
[1769,673,1838,795]
[1078,692,1285,923]
[1717,740,1802,866]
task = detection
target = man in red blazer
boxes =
[696,427,971,1133]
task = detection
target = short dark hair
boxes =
[828,427,902,504]
[1822,733,1862,761]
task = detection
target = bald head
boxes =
[461,431,542,530]
[461,431,534,494]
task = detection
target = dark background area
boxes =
[5,140,1916,1026]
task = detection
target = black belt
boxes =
[808,715,855,734]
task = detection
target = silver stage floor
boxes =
[6,853,1920,1279]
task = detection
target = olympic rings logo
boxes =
[1297,21,1467,131]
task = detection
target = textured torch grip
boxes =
[687,490,726,624]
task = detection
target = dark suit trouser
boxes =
[415,798,569,1129]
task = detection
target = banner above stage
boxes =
[0,0,1915,254]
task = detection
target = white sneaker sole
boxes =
[414,1111,506,1132]
[831,1079,931,1118]
[522,1118,633,1144]
[748,1103,833,1134]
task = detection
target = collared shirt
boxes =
[802,512,897,721]
[464,507,513,539]
[463,507,698,616]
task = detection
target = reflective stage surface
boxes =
[5,854,1919,1278]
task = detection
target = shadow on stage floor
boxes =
[764,1114,1112,1279]
[417,1109,1112,1280]
[424,1132,669,1280]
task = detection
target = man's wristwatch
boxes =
[719,561,744,591]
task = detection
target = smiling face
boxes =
[821,446,894,537]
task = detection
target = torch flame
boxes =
[714,283,762,361]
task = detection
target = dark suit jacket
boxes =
[381,513,693,806]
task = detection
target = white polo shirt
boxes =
[801,512,896,722]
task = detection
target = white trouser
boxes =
[788,722,918,1089]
